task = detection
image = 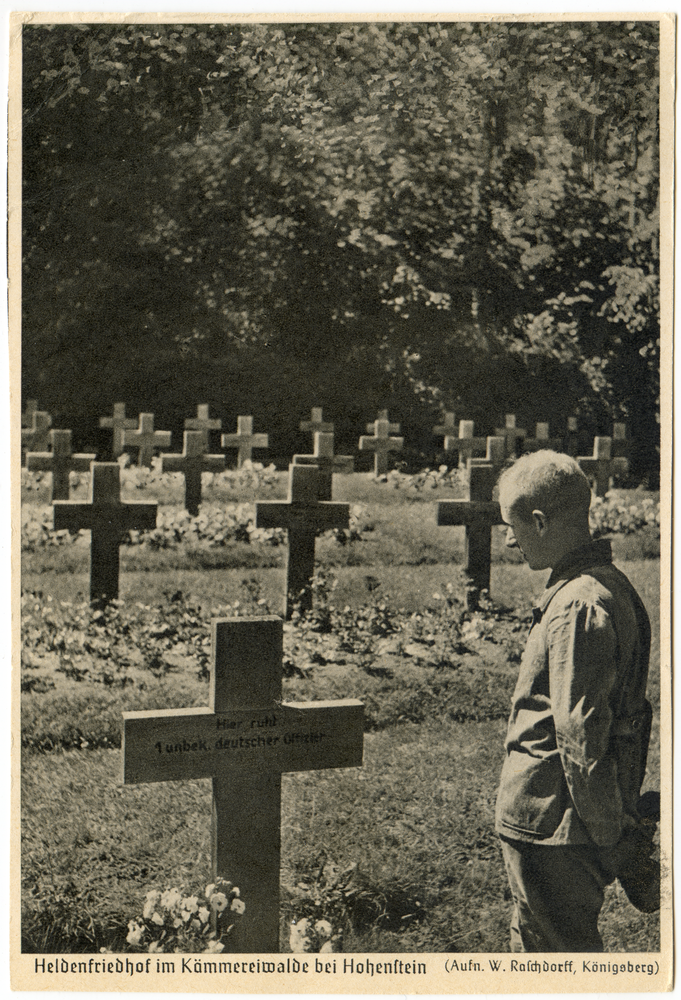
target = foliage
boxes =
[22,21,661,481]
[372,464,466,492]
[124,881,244,953]
[589,491,661,537]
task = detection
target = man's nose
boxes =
[505,526,518,549]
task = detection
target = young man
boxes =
[495,450,655,953]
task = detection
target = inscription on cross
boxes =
[256,465,349,618]
[359,416,403,476]
[522,423,563,454]
[21,411,53,466]
[123,616,364,953]
[292,432,354,500]
[577,437,628,497]
[494,414,527,458]
[185,404,222,451]
[99,403,137,459]
[27,429,96,501]
[432,412,458,453]
[300,407,333,440]
[122,413,172,468]
[437,437,506,609]
[161,431,226,516]
[53,462,157,604]
[221,417,269,468]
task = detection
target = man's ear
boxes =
[532,509,548,534]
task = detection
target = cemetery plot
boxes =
[161,431,226,516]
[222,416,269,468]
[122,413,172,468]
[26,429,96,501]
[99,403,137,458]
[123,616,363,953]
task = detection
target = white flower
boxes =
[197,906,210,924]
[180,895,199,920]
[205,883,216,899]
[230,897,245,915]
[209,892,228,914]
[160,888,182,911]
[320,940,335,953]
[143,890,161,920]
[126,921,144,947]
[289,919,310,953]
[314,919,333,939]
[204,939,226,954]
[150,911,164,927]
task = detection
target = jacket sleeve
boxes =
[547,597,623,846]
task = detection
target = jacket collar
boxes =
[535,539,613,615]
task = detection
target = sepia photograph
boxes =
[11,12,673,992]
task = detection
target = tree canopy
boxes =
[22,20,660,479]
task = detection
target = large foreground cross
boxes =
[292,432,354,500]
[437,437,506,609]
[53,462,157,604]
[161,431,225,516]
[256,465,349,617]
[26,429,96,500]
[123,616,364,953]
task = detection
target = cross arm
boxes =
[120,501,158,532]
[256,502,349,532]
[122,700,363,784]
[53,501,94,531]
[26,452,54,472]
[437,500,503,527]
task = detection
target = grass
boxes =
[20,489,662,955]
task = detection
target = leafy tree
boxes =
[22,21,660,479]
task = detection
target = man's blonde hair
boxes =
[497,450,592,523]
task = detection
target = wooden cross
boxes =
[522,422,563,454]
[437,437,506,610]
[99,403,138,458]
[359,418,403,475]
[26,429,96,501]
[292,432,354,501]
[161,431,226,516]
[612,422,631,460]
[432,412,458,452]
[185,404,222,450]
[564,416,580,457]
[494,414,527,458]
[256,465,349,618]
[53,462,157,604]
[221,417,269,468]
[448,420,487,467]
[366,409,400,434]
[122,413,172,468]
[300,407,333,439]
[122,616,364,953]
[21,399,39,428]
[577,437,628,497]
[21,411,53,466]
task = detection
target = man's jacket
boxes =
[495,539,651,847]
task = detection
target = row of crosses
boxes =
[23,400,632,507]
